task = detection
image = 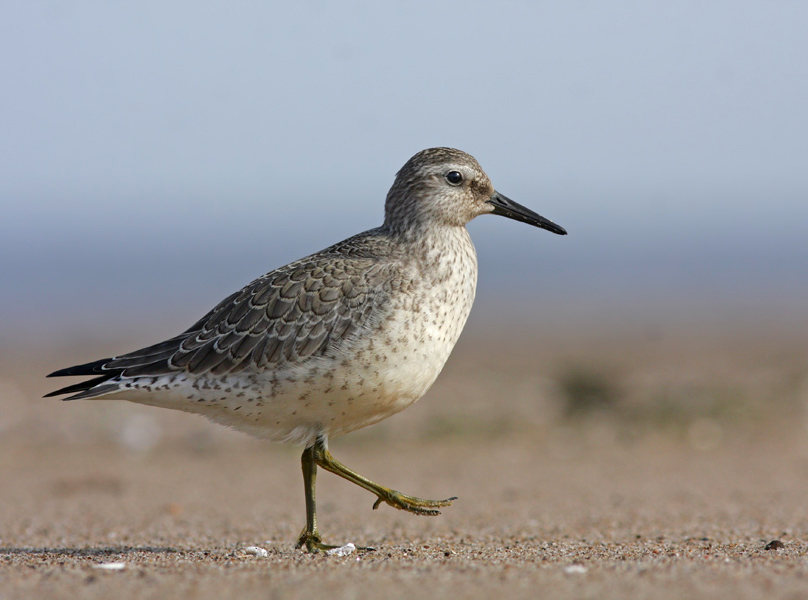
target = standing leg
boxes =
[295,443,339,552]
[295,436,452,552]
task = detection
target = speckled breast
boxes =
[243,226,480,443]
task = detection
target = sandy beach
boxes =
[3,325,808,599]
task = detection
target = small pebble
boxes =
[327,543,356,557]
[243,546,269,557]
[93,562,126,571]
[765,540,785,551]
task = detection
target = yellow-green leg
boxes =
[295,443,340,552]
[295,437,457,552]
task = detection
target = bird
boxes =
[46,147,567,552]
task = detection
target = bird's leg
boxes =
[295,444,341,553]
[311,437,457,516]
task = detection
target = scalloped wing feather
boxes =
[101,255,393,378]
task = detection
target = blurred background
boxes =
[1,1,807,453]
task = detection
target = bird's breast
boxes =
[287,226,479,439]
[357,226,479,405]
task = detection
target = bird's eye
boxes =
[445,171,463,185]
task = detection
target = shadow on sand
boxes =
[0,546,179,558]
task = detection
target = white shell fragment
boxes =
[243,546,269,557]
[93,562,126,571]
[326,543,356,557]
[563,564,588,574]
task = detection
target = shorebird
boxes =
[46,148,566,552]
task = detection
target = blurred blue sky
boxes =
[2,1,807,342]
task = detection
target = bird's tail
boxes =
[44,357,122,400]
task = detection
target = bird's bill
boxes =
[487,192,567,235]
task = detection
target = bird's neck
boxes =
[390,223,477,284]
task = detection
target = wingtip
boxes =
[46,358,114,379]
[47,365,75,378]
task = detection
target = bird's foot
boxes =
[295,530,341,553]
[371,490,457,516]
[295,529,375,554]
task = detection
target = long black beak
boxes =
[487,192,567,235]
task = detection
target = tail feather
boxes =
[43,374,118,398]
[46,332,189,399]
[52,383,124,401]
[45,356,124,399]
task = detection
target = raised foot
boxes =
[372,490,458,516]
[296,530,375,554]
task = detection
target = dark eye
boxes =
[445,171,463,185]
